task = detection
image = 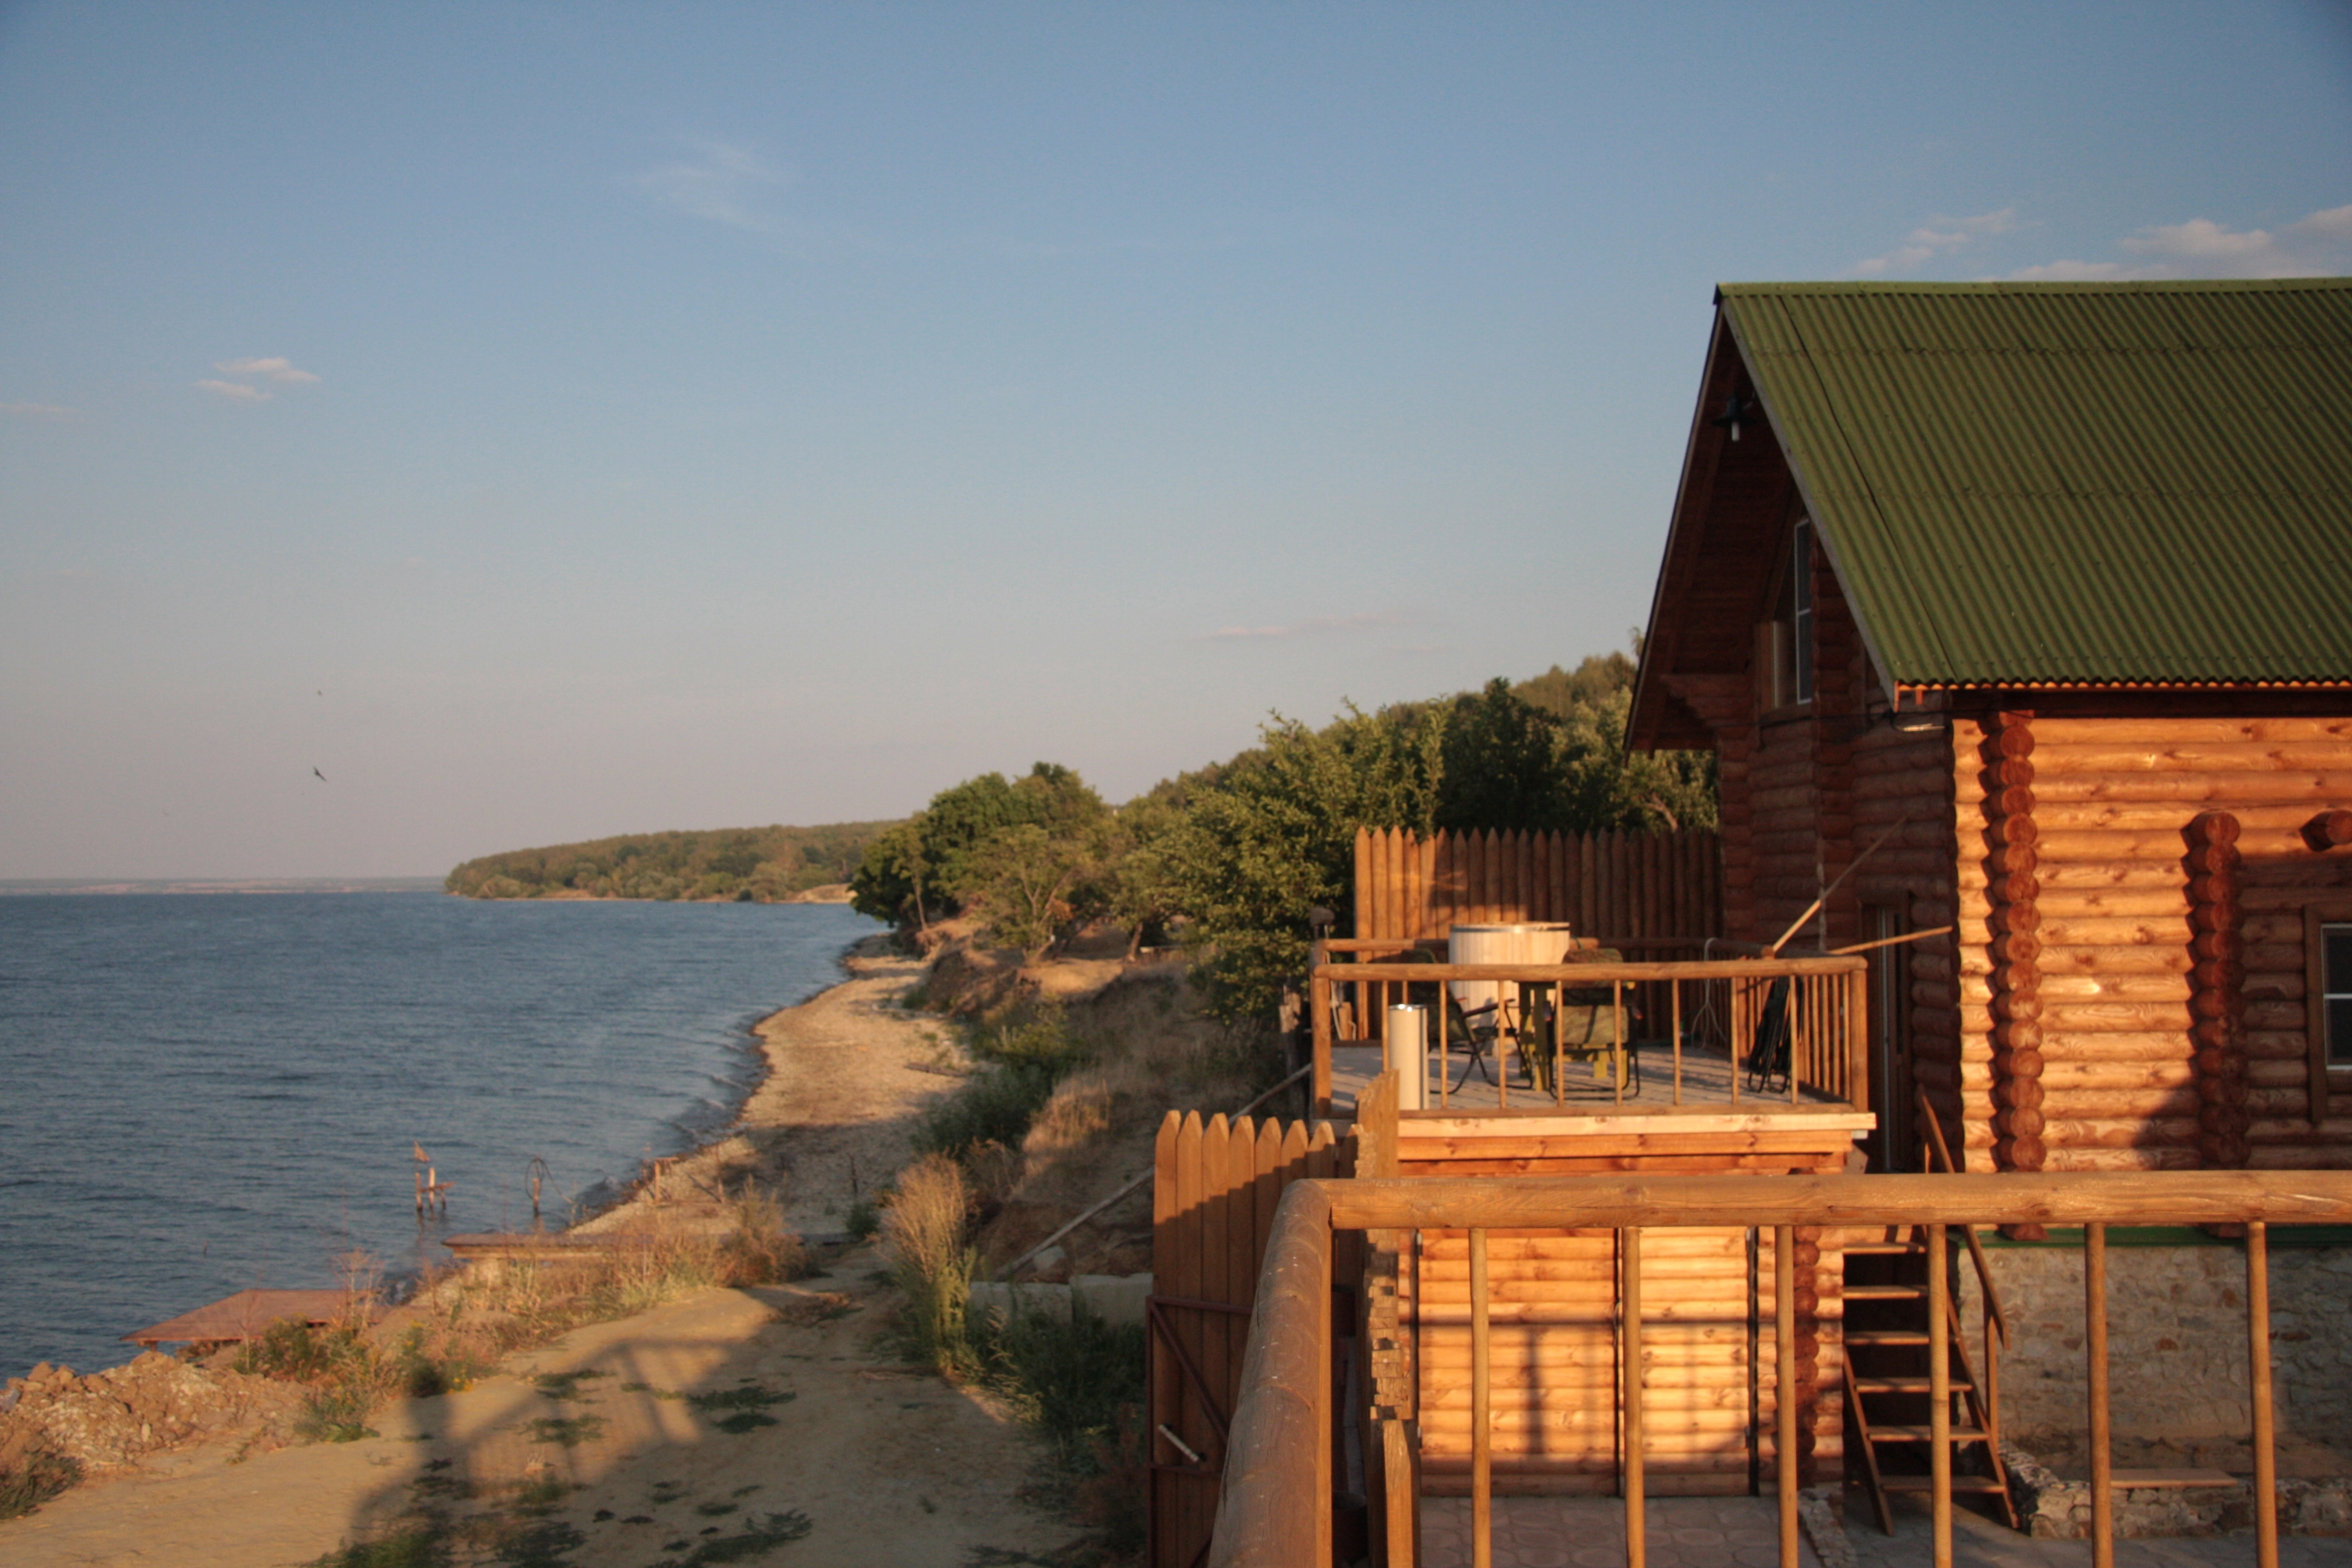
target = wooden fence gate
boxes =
[1149,1110,1354,1568]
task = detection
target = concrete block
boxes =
[966,1279,1072,1327]
[1073,1272,1152,1328]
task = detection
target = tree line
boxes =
[849,652,1714,1022]
[446,821,894,903]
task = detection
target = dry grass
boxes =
[232,1185,807,1447]
[880,1154,977,1374]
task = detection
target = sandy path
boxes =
[2,1268,1065,1567]
[1,938,1075,1566]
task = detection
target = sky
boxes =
[2,2,2348,880]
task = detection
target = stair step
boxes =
[1868,1425,1993,1443]
[1844,1285,1927,1301]
[1881,1476,2011,1495]
[1846,1331,1935,1346]
[1852,1377,1975,1395]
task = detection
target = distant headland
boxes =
[444,821,893,903]
[0,877,447,896]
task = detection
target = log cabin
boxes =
[1172,280,2352,1568]
[1628,278,2352,1181]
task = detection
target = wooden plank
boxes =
[1397,1111,1877,1139]
[1172,1110,1207,1565]
[1150,1111,1181,1568]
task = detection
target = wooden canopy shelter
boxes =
[1628,278,2352,1177]
[123,1287,374,1348]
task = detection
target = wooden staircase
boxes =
[1842,1097,2019,1534]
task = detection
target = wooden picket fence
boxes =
[1351,826,1722,944]
[1149,1110,1354,1568]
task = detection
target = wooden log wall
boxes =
[1394,1116,1854,1497]
[1350,827,1723,947]
[1951,713,2352,1172]
[1150,1111,1351,1568]
[2186,812,2251,1168]
[1844,701,1963,1165]
[1982,710,2048,1176]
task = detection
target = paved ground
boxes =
[1843,1494,2344,1567]
[1417,1495,2341,1567]
[1421,1497,1823,1568]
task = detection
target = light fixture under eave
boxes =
[1711,390,1751,442]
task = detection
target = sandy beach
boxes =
[0,935,1076,1566]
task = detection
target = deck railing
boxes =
[1308,942,1868,1118]
[1207,1168,2352,1568]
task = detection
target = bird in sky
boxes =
[312,766,327,782]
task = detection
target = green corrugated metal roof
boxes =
[1719,279,2352,687]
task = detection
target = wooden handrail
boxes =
[1917,1088,2008,1347]
[1210,1169,2352,1568]
[1312,956,1863,984]
[1317,1171,2352,1230]
[1211,1180,1332,1568]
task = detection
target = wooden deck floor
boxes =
[1328,1039,1857,1122]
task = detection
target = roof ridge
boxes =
[1717,278,2352,298]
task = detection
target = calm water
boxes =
[0,893,878,1379]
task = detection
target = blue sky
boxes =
[3,2,2348,878]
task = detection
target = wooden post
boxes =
[1613,981,1626,1106]
[2248,1221,2278,1568]
[2086,1222,2112,1568]
[1847,969,1866,1112]
[1670,979,1684,1105]
[1929,1223,1951,1568]
[1622,1226,1645,1568]
[1775,1224,1798,1568]
[1471,1227,1492,1568]
[1311,952,1333,1120]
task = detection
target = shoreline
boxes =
[571,929,947,1243]
[569,929,918,1240]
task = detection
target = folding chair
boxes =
[1743,975,1794,1094]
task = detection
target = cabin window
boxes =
[2325,923,2352,1066]
[2303,903,2352,1121]
[1754,518,1816,713]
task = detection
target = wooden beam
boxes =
[1318,1171,2352,1232]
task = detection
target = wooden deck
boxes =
[1328,1039,1866,1123]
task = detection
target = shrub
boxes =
[0,1443,81,1521]
[913,1006,1094,1165]
[973,1305,1149,1555]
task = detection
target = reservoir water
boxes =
[0,892,878,1380]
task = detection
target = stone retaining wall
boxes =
[1951,1240,2352,1449]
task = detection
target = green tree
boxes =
[1435,678,1575,832]
[1165,705,1442,1023]
[848,762,1108,929]
[849,818,935,927]
[971,822,1099,961]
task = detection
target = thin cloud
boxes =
[2011,203,2352,281]
[636,141,795,232]
[215,356,319,384]
[1852,209,2019,276]
[633,140,897,257]
[1194,609,1407,643]
[196,379,271,402]
[1,402,80,419]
